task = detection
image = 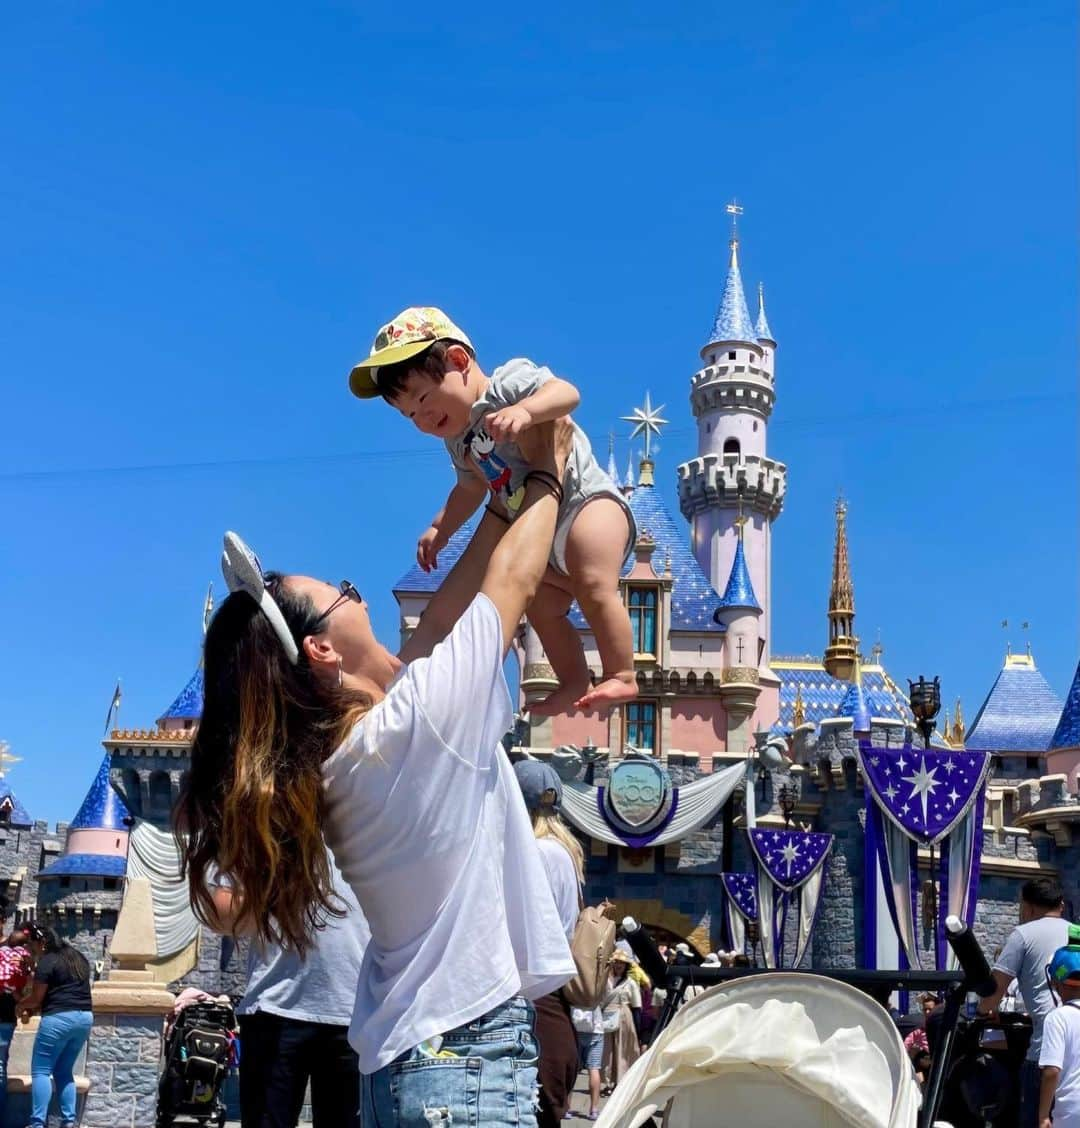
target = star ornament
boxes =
[779,840,802,877]
[902,756,942,826]
[622,392,669,459]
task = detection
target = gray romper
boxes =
[445,358,636,575]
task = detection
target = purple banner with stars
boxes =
[721,873,757,922]
[857,743,991,845]
[748,828,834,894]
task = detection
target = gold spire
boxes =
[793,686,805,728]
[952,697,965,745]
[823,496,859,681]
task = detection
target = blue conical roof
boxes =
[158,667,204,724]
[69,755,131,831]
[837,679,872,733]
[606,444,621,488]
[714,536,761,613]
[966,656,1062,752]
[1050,660,1080,750]
[756,283,775,342]
[708,242,758,346]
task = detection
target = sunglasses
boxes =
[315,580,362,627]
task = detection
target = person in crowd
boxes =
[977,877,1075,1128]
[911,1049,933,1089]
[512,759,582,1128]
[731,953,752,969]
[0,909,32,1125]
[17,925,93,1128]
[682,952,718,1007]
[1039,942,1080,1128]
[904,993,939,1055]
[601,951,641,1094]
[571,1003,604,1121]
[180,420,576,1128]
[208,852,368,1127]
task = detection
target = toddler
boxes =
[349,306,637,715]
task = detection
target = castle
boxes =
[0,217,1075,1125]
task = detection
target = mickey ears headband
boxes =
[221,532,300,665]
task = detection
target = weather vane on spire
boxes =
[726,200,744,242]
[621,392,669,460]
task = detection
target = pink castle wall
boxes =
[1047,748,1080,795]
[66,828,128,858]
[670,700,726,749]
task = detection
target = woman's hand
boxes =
[516,416,573,481]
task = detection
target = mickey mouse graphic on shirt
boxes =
[466,426,526,514]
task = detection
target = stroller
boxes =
[156,998,237,1128]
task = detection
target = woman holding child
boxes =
[180,396,580,1126]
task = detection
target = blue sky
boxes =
[1,2,1076,822]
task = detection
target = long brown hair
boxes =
[178,573,370,956]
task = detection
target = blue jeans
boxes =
[30,1010,93,1127]
[362,998,539,1127]
[0,1021,14,1122]
[1019,1058,1041,1128]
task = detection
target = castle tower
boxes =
[823,498,859,681]
[677,223,787,662]
[712,514,764,756]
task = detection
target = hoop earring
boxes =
[336,657,343,689]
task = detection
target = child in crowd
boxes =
[1040,940,1080,1128]
[349,307,637,715]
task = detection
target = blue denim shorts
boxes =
[361,997,539,1127]
[577,1031,603,1071]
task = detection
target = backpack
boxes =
[562,899,616,1009]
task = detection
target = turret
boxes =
[678,212,787,664]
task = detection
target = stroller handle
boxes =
[945,915,997,998]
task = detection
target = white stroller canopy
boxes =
[596,973,922,1128]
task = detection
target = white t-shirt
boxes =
[535,837,579,942]
[321,593,575,1073]
[1039,1002,1080,1127]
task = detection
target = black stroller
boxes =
[156,999,237,1128]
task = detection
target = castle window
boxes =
[723,438,740,457]
[149,770,172,816]
[103,878,118,891]
[121,768,142,817]
[626,702,657,753]
[628,588,658,656]
[728,351,736,360]
[1026,756,1039,772]
[60,877,70,889]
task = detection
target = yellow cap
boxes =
[348,307,474,399]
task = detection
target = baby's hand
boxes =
[417,526,448,573]
[486,404,532,443]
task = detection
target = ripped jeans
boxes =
[361,998,539,1127]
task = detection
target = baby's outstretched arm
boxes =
[486,376,580,442]
[418,477,486,572]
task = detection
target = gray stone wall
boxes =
[83,1013,163,1128]
[0,819,61,914]
[175,923,251,999]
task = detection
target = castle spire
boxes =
[713,511,761,615]
[823,497,859,681]
[707,231,758,346]
[755,282,775,342]
[606,432,621,487]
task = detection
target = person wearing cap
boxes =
[1039,942,1080,1128]
[179,420,576,1127]
[977,877,1076,1127]
[513,759,583,1127]
[347,306,638,718]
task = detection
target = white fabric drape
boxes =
[945,805,979,973]
[756,870,778,969]
[126,820,200,960]
[561,760,745,847]
[882,820,922,971]
[725,900,747,956]
[743,760,757,830]
[793,865,825,969]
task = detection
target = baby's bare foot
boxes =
[528,683,588,717]
[575,674,638,714]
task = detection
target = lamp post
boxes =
[777,782,798,829]
[581,737,601,786]
[909,675,943,965]
[908,676,941,750]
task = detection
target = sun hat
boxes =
[348,306,474,399]
[702,952,721,966]
[513,759,563,813]
[1049,943,1080,984]
[611,949,635,966]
